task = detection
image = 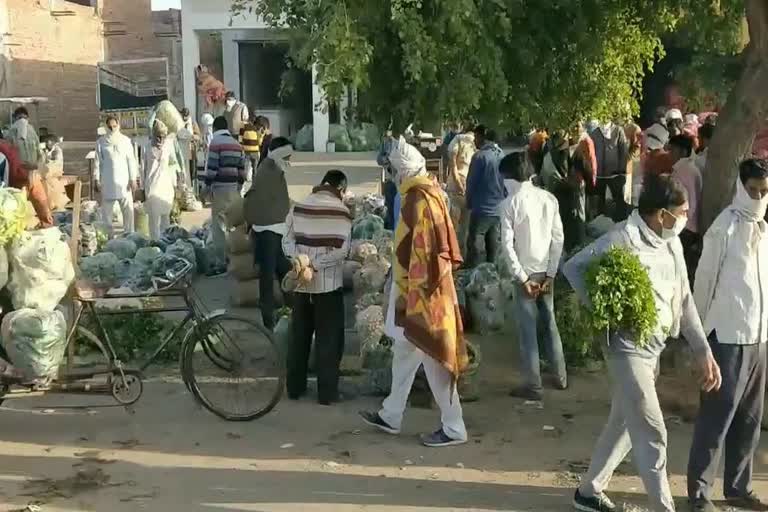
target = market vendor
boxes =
[360,137,468,448]
[0,130,53,227]
[563,174,721,512]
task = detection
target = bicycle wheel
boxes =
[182,314,284,421]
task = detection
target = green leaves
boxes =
[584,246,658,347]
[229,0,745,131]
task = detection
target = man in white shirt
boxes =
[94,115,139,236]
[687,158,768,512]
[499,151,566,402]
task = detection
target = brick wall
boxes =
[4,0,103,141]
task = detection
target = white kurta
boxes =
[95,133,138,200]
[143,138,179,211]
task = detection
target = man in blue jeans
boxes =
[498,151,567,401]
[466,125,506,266]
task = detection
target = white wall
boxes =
[180,0,329,151]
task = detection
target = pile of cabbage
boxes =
[78,224,219,292]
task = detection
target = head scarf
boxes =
[152,120,168,147]
[389,137,426,184]
[645,123,669,151]
[665,108,683,123]
[13,117,29,140]
[731,178,768,250]
[268,143,294,173]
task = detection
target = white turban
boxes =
[389,137,426,182]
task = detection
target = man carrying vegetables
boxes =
[687,158,768,512]
[564,174,721,512]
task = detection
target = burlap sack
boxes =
[228,252,260,281]
[227,227,251,255]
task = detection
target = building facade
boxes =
[0,0,182,141]
[180,0,331,151]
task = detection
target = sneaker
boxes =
[509,386,543,401]
[688,497,720,512]
[726,492,768,511]
[420,428,467,448]
[573,489,617,512]
[359,411,400,435]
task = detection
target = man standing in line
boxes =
[377,129,398,230]
[244,136,294,330]
[669,134,703,286]
[255,116,273,165]
[643,123,674,177]
[143,120,182,241]
[94,115,139,236]
[590,120,629,221]
[282,170,352,405]
[687,158,768,512]
[465,125,506,266]
[206,116,247,271]
[499,151,567,401]
[223,91,250,138]
[360,138,468,448]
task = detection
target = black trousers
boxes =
[251,230,291,330]
[679,228,702,289]
[687,335,767,501]
[383,180,398,230]
[595,175,629,222]
[467,214,500,268]
[287,289,345,403]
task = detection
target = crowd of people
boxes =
[3,94,766,512]
[367,112,768,512]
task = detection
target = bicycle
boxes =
[0,258,285,421]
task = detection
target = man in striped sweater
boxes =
[282,170,352,405]
[207,116,247,272]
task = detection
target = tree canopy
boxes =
[230,0,747,132]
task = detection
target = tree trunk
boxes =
[701,0,768,231]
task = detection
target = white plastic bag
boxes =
[8,227,75,310]
[0,246,8,290]
[1,308,68,380]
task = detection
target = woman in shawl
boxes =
[360,138,469,448]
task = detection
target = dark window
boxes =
[239,42,288,109]
[64,0,93,6]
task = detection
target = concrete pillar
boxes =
[181,28,201,121]
[312,63,329,152]
[221,31,240,98]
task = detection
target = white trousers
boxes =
[102,196,134,236]
[378,282,467,441]
[145,197,171,241]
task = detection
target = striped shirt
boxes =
[282,187,352,294]
[206,129,246,185]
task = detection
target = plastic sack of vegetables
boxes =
[295,124,314,151]
[352,254,390,296]
[0,246,8,290]
[465,263,505,333]
[150,100,184,134]
[352,214,385,240]
[105,238,138,260]
[123,232,150,249]
[8,227,75,311]
[0,188,29,245]
[329,124,352,152]
[80,252,120,287]
[165,239,197,272]
[1,308,67,380]
[274,309,292,356]
[350,241,377,263]
[349,125,369,152]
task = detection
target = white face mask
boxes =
[661,209,687,240]
[226,99,236,108]
[733,179,768,220]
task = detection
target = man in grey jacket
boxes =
[590,121,629,222]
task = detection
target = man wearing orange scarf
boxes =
[360,138,468,447]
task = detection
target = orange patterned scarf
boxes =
[393,176,468,379]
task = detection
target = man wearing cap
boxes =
[223,92,249,138]
[643,123,674,177]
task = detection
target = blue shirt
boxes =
[466,142,506,217]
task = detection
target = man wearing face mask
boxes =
[143,120,181,240]
[223,92,249,138]
[564,174,721,512]
[360,138,468,448]
[94,115,140,236]
[687,159,768,512]
[7,107,41,166]
[244,136,294,330]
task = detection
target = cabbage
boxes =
[105,238,138,260]
[0,188,29,245]
[80,252,120,286]
[135,246,163,268]
[165,239,197,272]
[352,214,385,240]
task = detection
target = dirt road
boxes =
[1,154,765,511]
